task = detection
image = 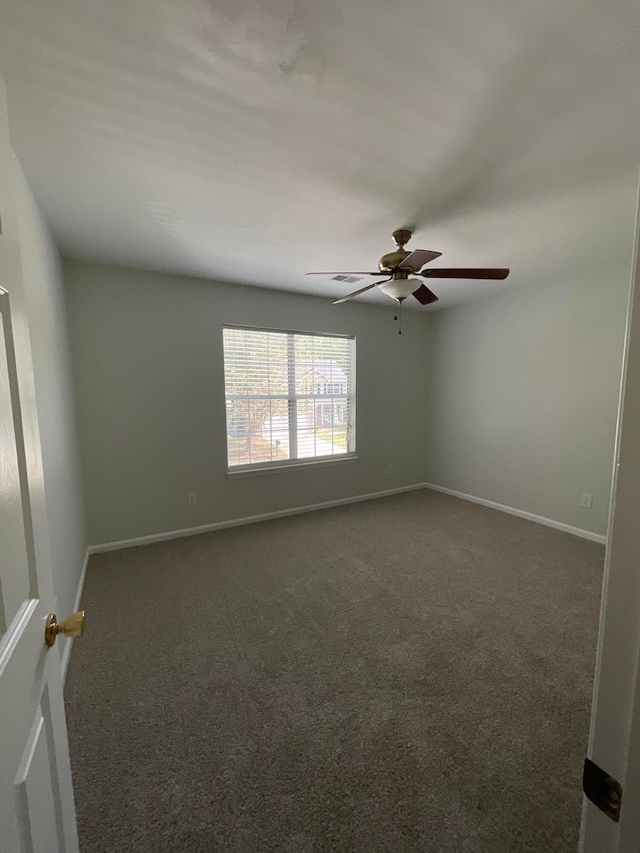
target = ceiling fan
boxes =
[306,229,510,307]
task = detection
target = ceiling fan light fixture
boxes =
[379,278,421,301]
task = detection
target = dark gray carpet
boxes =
[65,489,603,852]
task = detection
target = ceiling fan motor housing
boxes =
[379,250,410,271]
[378,228,413,272]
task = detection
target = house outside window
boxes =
[223,326,356,470]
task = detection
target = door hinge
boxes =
[583,758,622,822]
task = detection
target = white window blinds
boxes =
[223,326,356,469]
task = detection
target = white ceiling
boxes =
[0,0,638,309]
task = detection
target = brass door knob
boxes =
[45,611,86,648]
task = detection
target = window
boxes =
[223,326,356,470]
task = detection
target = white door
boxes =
[0,286,80,852]
[580,175,640,851]
[0,78,80,849]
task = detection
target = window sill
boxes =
[227,454,359,479]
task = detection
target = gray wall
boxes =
[426,249,634,537]
[13,166,87,627]
[64,259,432,545]
[65,224,635,546]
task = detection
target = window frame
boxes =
[223,324,357,475]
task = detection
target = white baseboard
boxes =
[424,482,607,544]
[88,483,432,554]
[61,546,90,681]
[88,480,607,557]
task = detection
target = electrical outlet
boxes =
[581,493,593,509]
[387,464,394,474]
[188,493,197,506]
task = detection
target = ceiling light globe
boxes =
[379,278,420,301]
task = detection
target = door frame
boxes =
[580,168,640,850]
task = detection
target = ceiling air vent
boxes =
[332,274,362,284]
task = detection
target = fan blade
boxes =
[306,271,388,276]
[413,284,439,305]
[398,249,442,271]
[420,268,510,280]
[333,278,391,305]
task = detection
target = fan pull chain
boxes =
[392,301,403,333]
